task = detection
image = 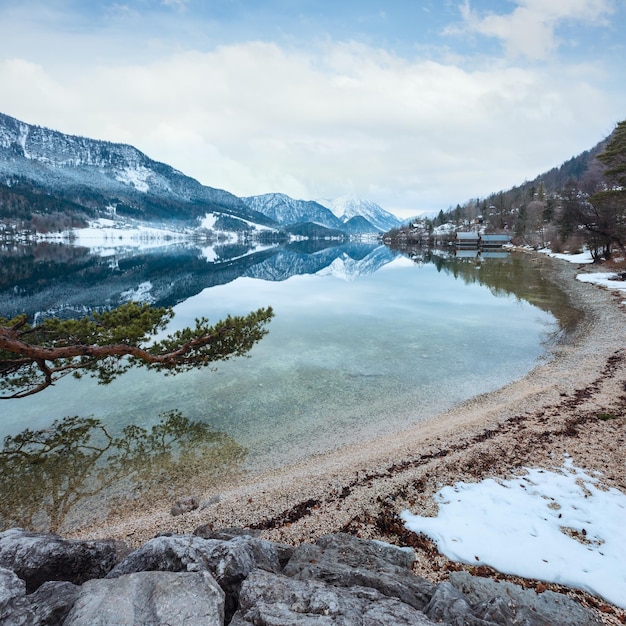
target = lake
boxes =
[0,240,572,533]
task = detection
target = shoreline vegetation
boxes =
[68,251,626,622]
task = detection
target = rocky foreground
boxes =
[0,527,606,625]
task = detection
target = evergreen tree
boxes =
[0,302,274,398]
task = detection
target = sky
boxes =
[0,1,625,219]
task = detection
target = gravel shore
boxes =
[73,252,626,623]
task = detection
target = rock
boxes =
[283,533,435,610]
[194,525,295,568]
[63,570,224,625]
[449,571,604,626]
[473,596,538,626]
[0,528,609,625]
[424,582,497,625]
[230,568,437,625]
[194,525,263,540]
[0,529,126,592]
[107,533,281,621]
[1,580,80,625]
[170,495,199,516]
[0,566,25,606]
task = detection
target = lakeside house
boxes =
[454,232,511,249]
[455,232,481,248]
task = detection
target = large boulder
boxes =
[107,533,281,621]
[0,529,125,592]
[0,566,25,606]
[283,533,435,610]
[230,568,437,625]
[423,582,496,625]
[194,525,295,568]
[1,580,80,626]
[63,570,224,625]
[449,571,604,626]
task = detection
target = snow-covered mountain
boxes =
[0,111,400,237]
[317,196,401,232]
[0,112,275,229]
[242,193,343,230]
[242,192,400,234]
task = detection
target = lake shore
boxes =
[72,251,626,621]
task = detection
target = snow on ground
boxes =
[62,219,189,254]
[577,272,626,292]
[401,458,626,608]
[114,166,154,193]
[538,247,626,299]
[539,248,595,264]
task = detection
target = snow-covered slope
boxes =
[317,195,400,232]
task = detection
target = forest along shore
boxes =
[72,251,626,621]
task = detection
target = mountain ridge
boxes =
[0,112,276,229]
[0,111,400,237]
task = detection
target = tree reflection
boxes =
[0,411,247,533]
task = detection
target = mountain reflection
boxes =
[0,240,396,321]
[0,240,577,333]
[0,411,247,533]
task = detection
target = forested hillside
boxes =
[387,120,626,262]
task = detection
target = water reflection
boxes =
[398,246,581,334]
[0,411,247,533]
[0,240,383,321]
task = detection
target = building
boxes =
[454,232,511,249]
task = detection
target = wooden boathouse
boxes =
[454,232,511,249]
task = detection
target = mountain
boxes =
[0,112,276,231]
[341,215,381,234]
[241,193,343,230]
[242,192,400,234]
[282,222,347,239]
[0,111,400,238]
[317,195,401,232]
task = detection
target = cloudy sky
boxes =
[1,0,625,218]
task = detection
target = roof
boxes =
[481,234,511,242]
[455,232,480,239]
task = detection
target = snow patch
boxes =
[402,458,626,608]
[115,166,152,192]
[540,248,594,264]
[576,272,626,292]
[69,219,187,254]
[201,213,218,230]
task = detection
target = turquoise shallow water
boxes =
[0,244,564,532]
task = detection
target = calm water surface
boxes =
[0,242,570,532]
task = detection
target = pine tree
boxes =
[0,302,274,398]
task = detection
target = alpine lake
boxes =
[0,238,578,534]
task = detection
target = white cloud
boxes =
[0,29,621,216]
[457,0,615,60]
